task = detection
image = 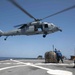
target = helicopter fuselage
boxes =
[0,21,62,40]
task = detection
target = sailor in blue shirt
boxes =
[54,49,63,63]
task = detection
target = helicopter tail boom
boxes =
[0,30,4,36]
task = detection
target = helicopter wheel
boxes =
[4,38,7,41]
[43,35,46,38]
[4,36,8,41]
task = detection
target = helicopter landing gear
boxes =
[43,34,46,38]
[4,36,8,41]
[43,31,47,38]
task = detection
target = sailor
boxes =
[54,49,63,63]
[56,50,63,63]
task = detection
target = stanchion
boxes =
[73,60,75,68]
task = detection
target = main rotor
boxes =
[9,0,75,22]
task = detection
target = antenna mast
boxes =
[52,45,54,51]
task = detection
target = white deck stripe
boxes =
[0,65,27,71]
[35,63,74,66]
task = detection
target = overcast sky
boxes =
[0,0,75,58]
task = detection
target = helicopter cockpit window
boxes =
[44,24,48,28]
[51,25,53,27]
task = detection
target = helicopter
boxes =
[0,0,75,40]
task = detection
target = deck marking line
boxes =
[11,60,73,75]
[35,63,74,66]
[0,65,27,71]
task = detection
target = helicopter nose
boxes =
[56,27,62,32]
[59,28,62,32]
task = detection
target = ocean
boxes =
[0,57,38,61]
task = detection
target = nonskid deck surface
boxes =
[0,59,75,75]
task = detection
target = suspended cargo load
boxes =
[45,51,57,63]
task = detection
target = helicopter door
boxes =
[44,24,49,31]
[34,25,43,32]
[34,25,38,31]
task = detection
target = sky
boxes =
[0,0,75,58]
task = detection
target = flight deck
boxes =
[0,59,75,75]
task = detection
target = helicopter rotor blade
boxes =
[9,0,37,21]
[14,24,25,28]
[14,24,27,29]
[41,5,75,20]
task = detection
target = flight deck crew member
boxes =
[54,48,58,62]
[54,49,63,63]
[56,50,63,63]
